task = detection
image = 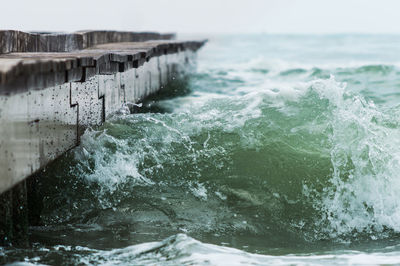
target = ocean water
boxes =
[4,34,400,265]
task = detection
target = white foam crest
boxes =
[248,79,311,109]
[74,128,153,191]
[81,234,400,265]
[188,182,208,200]
[158,89,264,133]
[308,77,400,237]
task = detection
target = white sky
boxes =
[1,0,400,34]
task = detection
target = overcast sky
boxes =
[2,0,400,34]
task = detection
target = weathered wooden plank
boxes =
[0,39,207,94]
[0,30,177,54]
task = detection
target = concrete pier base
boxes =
[0,190,13,246]
[27,175,43,227]
[0,30,206,244]
[0,180,29,247]
[11,181,29,247]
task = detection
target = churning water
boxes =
[4,34,400,265]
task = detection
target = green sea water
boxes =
[4,34,400,265]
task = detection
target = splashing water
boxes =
[5,34,400,265]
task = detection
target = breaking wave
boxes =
[14,34,400,265]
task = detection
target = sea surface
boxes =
[4,34,400,265]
